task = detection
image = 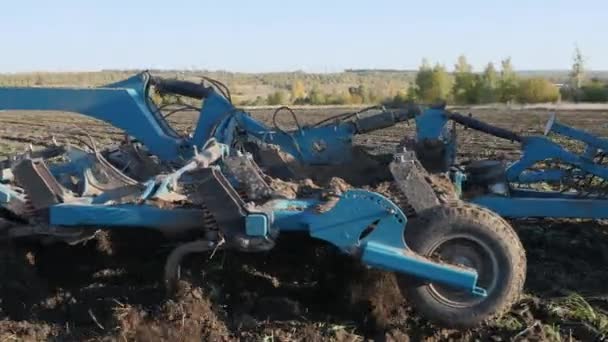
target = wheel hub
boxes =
[427,235,499,308]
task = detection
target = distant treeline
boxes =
[1,51,607,106]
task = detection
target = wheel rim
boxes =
[426,234,499,308]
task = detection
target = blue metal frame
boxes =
[0,74,501,296]
[38,183,485,295]
[196,91,357,165]
[471,190,608,219]
[49,203,207,232]
[507,137,608,184]
[305,190,484,295]
[413,108,608,219]
[0,72,360,165]
[0,74,189,162]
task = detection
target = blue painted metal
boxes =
[415,108,450,140]
[506,136,608,183]
[49,203,206,232]
[471,190,608,219]
[269,198,320,232]
[362,241,486,297]
[0,72,359,166]
[0,73,191,162]
[415,108,457,166]
[0,183,25,205]
[41,184,484,294]
[197,96,358,164]
[233,114,357,165]
[0,73,521,300]
[245,214,269,237]
[548,119,608,151]
[139,180,159,201]
[192,91,238,147]
[413,107,608,219]
[304,189,485,295]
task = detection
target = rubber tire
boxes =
[400,202,526,328]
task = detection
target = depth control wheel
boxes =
[400,202,526,328]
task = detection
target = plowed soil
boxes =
[1,107,608,341]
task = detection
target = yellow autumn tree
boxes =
[291,80,306,102]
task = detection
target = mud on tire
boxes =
[399,202,526,328]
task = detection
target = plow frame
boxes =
[414,107,608,219]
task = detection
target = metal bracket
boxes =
[390,152,440,212]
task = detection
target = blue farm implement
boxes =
[405,106,608,220]
[0,72,526,328]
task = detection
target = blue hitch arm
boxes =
[0,72,192,162]
[273,190,486,297]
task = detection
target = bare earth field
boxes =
[1,107,608,341]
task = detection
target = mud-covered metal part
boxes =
[78,150,140,196]
[249,144,298,179]
[189,166,276,251]
[189,167,247,239]
[13,158,71,211]
[223,155,273,200]
[413,138,454,173]
[164,239,222,294]
[0,145,66,170]
[105,143,164,181]
[389,151,440,213]
[8,224,99,245]
[463,160,509,196]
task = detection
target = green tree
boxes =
[498,57,519,103]
[517,78,560,103]
[452,55,480,104]
[478,62,498,103]
[415,61,452,103]
[406,82,418,101]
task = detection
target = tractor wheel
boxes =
[399,202,526,328]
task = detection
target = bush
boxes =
[581,81,608,102]
[559,85,579,102]
[266,91,288,105]
[308,88,326,105]
[517,78,560,103]
[382,90,410,107]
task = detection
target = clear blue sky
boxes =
[1,0,606,72]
